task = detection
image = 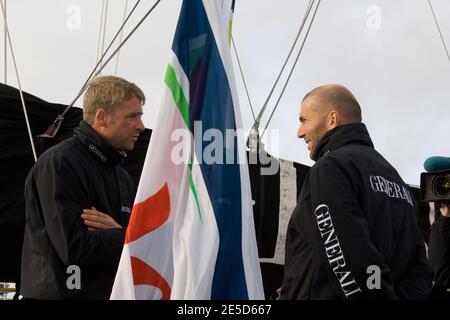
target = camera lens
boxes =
[432,175,450,197]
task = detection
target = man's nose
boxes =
[136,117,145,132]
[297,125,305,139]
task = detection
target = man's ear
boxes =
[328,110,340,129]
[94,108,108,128]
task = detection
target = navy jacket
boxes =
[281,123,433,299]
[429,214,450,297]
[21,121,135,299]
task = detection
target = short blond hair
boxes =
[83,75,146,124]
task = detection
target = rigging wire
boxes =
[250,0,315,134]
[96,0,106,67]
[114,0,129,75]
[261,0,321,140]
[0,1,37,161]
[47,0,141,122]
[99,0,109,74]
[91,1,160,78]
[427,0,450,64]
[42,0,160,138]
[231,36,256,122]
[83,0,141,108]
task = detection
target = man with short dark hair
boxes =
[20,76,145,299]
[280,84,433,299]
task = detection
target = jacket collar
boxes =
[74,121,126,166]
[311,123,374,162]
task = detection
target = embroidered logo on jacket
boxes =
[121,206,131,213]
[88,144,107,162]
[314,204,362,298]
[369,175,414,206]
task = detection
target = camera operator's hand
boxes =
[439,203,450,217]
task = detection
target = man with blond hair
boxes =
[21,76,145,299]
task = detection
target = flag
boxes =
[111,0,264,299]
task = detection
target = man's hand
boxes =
[81,207,122,230]
[439,203,450,217]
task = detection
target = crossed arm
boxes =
[81,207,122,230]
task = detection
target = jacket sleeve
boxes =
[429,216,450,288]
[32,151,125,267]
[309,158,398,299]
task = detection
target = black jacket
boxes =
[281,123,433,299]
[429,215,450,298]
[20,121,135,299]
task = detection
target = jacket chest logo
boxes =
[88,144,108,162]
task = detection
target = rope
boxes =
[115,0,129,75]
[91,0,162,80]
[250,0,315,134]
[96,0,106,67]
[64,0,143,117]
[261,0,321,139]
[99,0,109,74]
[48,0,142,123]
[427,0,450,64]
[73,0,156,112]
[0,1,37,161]
[231,36,256,121]
[41,0,159,138]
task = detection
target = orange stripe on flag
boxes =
[130,256,171,300]
[125,183,170,244]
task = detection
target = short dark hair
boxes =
[303,84,362,123]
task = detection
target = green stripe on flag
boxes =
[164,63,203,222]
[228,20,232,46]
[164,63,190,128]
[189,161,203,223]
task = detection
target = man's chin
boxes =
[123,143,135,151]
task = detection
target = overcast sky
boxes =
[3,0,450,185]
